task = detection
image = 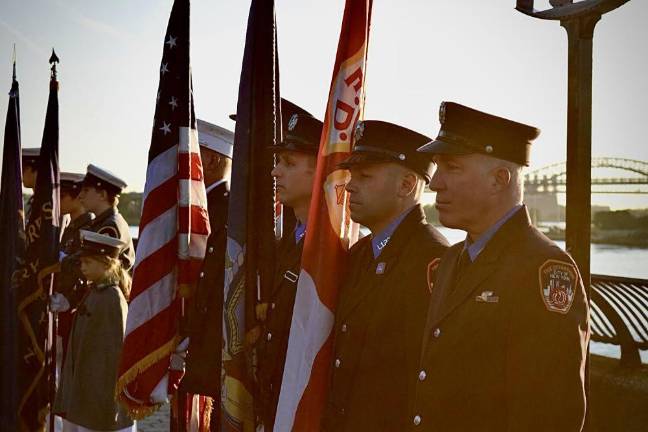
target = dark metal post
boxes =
[516,0,630,284]
[515,2,631,430]
[563,15,599,287]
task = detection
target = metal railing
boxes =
[590,274,648,367]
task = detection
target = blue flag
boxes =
[0,58,25,432]
[221,0,281,429]
[16,51,61,430]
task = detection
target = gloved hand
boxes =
[50,292,71,313]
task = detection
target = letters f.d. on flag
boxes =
[274,1,373,430]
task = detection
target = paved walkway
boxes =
[137,403,170,431]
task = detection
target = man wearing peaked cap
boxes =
[56,172,97,362]
[79,164,135,271]
[252,105,322,431]
[411,102,589,431]
[60,172,95,260]
[181,119,233,424]
[322,120,449,431]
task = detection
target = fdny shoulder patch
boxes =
[539,259,578,314]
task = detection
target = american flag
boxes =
[274,1,372,429]
[116,0,210,419]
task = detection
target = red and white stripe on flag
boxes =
[116,0,210,418]
[274,0,372,430]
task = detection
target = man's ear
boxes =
[492,166,512,192]
[99,188,109,202]
[398,171,418,198]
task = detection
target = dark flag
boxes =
[221,0,280,429]
[16,51,61,431]
[0,53,25,432]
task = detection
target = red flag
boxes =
[116,0,210,418]
[274,1,372,429]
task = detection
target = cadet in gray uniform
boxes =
[79,164,135,271]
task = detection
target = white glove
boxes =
[50,293,70,313]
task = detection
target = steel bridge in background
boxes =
[525,157,648,194]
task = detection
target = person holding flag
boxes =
[321,120,449,431]
[180,118,233,425]
[254,104,322,431]
[57,172,94,305]
[52,172,95,372]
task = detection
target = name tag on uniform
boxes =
[476,291,499,303]
[376,262,386,275]
[283,270,299,283]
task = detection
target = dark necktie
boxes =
[453,248,472,287]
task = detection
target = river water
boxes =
[129,225,647,362]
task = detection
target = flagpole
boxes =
[12,44,16,81]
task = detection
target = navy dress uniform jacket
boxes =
[182,182,229,402]
[411,206,589,431]
[256,229,304,430]
[58,212,94,304]
[88,207,135,271]
[322,205,449,432]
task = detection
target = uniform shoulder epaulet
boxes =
[538,258,579,314]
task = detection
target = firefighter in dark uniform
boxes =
[322,121,449,432]
[79,164,135,271]
[21,147,40,219]
[181,119,234,427]
[254,104,322,431]
[411,102,590,431]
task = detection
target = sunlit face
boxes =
[345,163,402,230]
[22,166,37,189]
[80,256,108,283]
[78,186,105,213]
[271,151,316,209]
[429,153,493,231]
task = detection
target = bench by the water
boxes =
[591,274,648,368]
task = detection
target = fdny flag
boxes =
[274,1,372,430]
